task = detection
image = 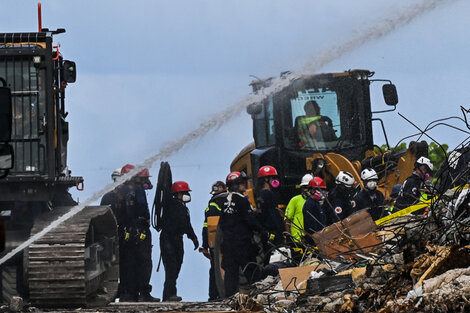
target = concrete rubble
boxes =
[220,181,470,312]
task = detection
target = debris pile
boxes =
[227,134,470,312]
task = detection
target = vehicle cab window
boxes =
[253,97,275,147]
[290,88,341,149]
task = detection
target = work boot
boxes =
[120,293,138,302]
[167,295,182,302]
[139,293,160,302]
[208,296,221,302]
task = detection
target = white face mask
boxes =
[366,181,377,190]
[182,194,191,203]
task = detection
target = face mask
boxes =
[143,183,153,190]
[270,179,280,188]
[366,181,377,190]
[182,194,191,203]
[312,192,323,201]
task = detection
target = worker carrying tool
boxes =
[255,165,285,247]
[285,174,314,242]
[324,171,357,225]
[394,156,434,214]
[201,181,227,301]
[354,168,385,220]
[160,180,199,302]
[219,171,265,297]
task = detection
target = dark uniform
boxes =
[303,197,326,234]
[160,197,197,301]
[133,184,153,300]
[256,189,284,245]
[100,186,132,299]
[394,173,424,214]
[353,188,385,220]
[202,193,225,301]
[219,192,264,297]
[324,187,355,226]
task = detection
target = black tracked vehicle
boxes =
[0,9,119,307]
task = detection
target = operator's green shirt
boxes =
[284,194,306,242]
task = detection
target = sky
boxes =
[2,0,470,301]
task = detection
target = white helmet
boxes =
[361,168,378,181]
[335,171,355,188]
[111,168,122,181]
[300,173,314,186]
[416,156,433,171]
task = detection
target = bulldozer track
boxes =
[26,206,118,308]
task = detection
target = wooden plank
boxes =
[312,210,383,261]
[279,266,328,292]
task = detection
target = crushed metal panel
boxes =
[306,274,355,295]
[312,210,382,260]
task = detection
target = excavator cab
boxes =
[0,31,81,202]
[244,70,398,203]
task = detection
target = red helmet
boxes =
[171,181,191,193]
[137,168,151,177]
[226,171,248,185]
[258,165,278,178]
[121,164,135,174]
[309,177,327,189]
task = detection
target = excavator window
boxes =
[252,97,275,147]
[0,56,46,174]
[291,88,340,149]
[281,79,369,152]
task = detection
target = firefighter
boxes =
[219,171,265,297]
[109,164,139,301]
[131,167,159,302]
[201,181,227,301]
[160,181,199,302]
[285,174,314,242]
[354,168,385,220]
[256,165,285,247]
[394,156,434,214]
[117,164,160,302]
[324,171,356,226]
[303,177,327,234]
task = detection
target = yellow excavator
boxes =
[209,70,429,298]
[231,70,428,206]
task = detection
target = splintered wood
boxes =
[312,210,382,261]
